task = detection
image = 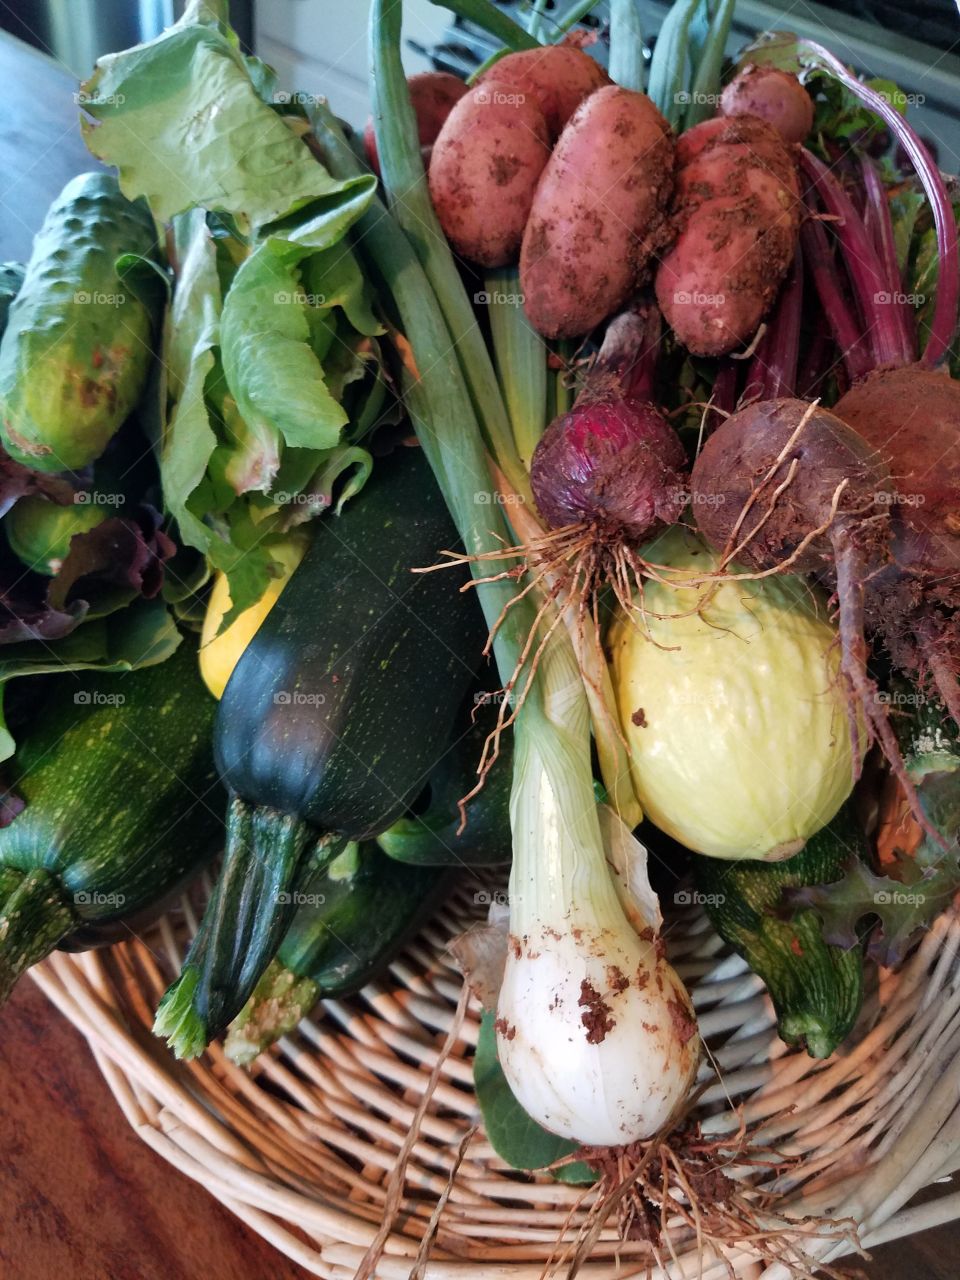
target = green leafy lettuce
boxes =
[80,0,389,622]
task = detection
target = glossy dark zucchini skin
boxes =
[377,683,513,866]
[693,804,866,1059]
[157,445,485,1058]
[215,443,484,837]
[0,638,221,998]
[287,845,449,993]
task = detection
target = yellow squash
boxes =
[199,536,308,699]
[610,526,862,860]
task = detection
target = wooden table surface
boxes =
[1,20,960,1280]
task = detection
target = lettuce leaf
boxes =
[0,599,180,760]
[79,1,375,235]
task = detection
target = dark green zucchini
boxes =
[376,683,512,866]
[0,638,221,1001]
[155,444,484,1057]
[693,805,867,1059]
[224,842,451,1063]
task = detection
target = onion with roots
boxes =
[525,305,689,619]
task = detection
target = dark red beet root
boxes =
[690,397,942,837]
[692,398,891,576]
[835,365,960,583]
[835,364,960,718]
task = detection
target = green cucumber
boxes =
[7,493,109,575]
[0,262,24,338]
[224,842,451,1063]
[0,173,159,472]
[0,637,221,1001]
[155,444,484,1057]
[376,683,512,866]
[693,805,867,1059]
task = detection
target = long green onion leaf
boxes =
[371,2,532,504]
[552,0,600,38]
[528,0,550,39]
[647,0,703,127]
[424,0,540,51]
[485,267,548,470]
[609,0,645,93]
[685,0,735,127]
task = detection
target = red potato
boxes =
[428,82,551,267]
[655,115,801,356]
[476,45,611,141]
[520,86,675,340]
[363,71,467,176]
[720,63,815,145]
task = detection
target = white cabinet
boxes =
[255,0,453,126]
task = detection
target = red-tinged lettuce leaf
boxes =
[788,761,960,967]
[0,450,79,521]
[0,506,176,647]
[0,577,87,643]
[48,505,176,616]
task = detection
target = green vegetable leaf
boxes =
[890,188,926,276]
[0,600,180,760]
[160,210,223,556]
[219,243,349,480]
[474,1011,595,1183]
[79,5,375,234]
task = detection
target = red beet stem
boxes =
[801,149,911,370]
[744,247,804,403]
[711,361,739,418]
[800,39,959,369]
[861,156,917,362]
[800,194,874,382]
[796,323,833,401]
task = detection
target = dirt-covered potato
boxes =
[428,81,551,267]
[520,86,675,340]
[720,63,814,145]
[363,71,467,176]
[476,45,611,140]
[655,115,800,356]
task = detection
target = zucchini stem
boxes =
[224,958,320,1066]
[0,868,75,1004]
[154,795,340,1058]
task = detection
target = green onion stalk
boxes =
[310,0,702,1149]
[646,0,703,128]
[684,0,736,127]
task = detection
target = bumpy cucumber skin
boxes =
[693,810,866,1058]
[6,493,108,574]
[0,639,221,942]
[215,445,485,839]
[0,262,24,338]
[0,173,158,472]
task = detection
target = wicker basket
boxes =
[30,874,960,1278]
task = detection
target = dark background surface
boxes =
[1,20,960,1280]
